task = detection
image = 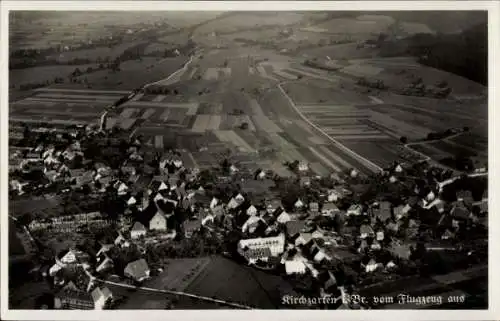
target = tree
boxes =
[240,122,249,130]
[86,67,93,73]
[399,136,408,144]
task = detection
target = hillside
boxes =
[379,22,488,85]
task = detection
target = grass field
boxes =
[354,59,487,97]
[10,64,98,88]
[298,43,379,60]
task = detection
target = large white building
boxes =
[238,234,285,257]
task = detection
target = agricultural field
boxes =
[344,59,487,97]
[9,195,63,218]
[70,56,189,90]
[184,256,298,308]
[297,43,380,60]
[311,16,394,35]
[282,82,371,105]
[145,257,212,292]
[9,88,127,124]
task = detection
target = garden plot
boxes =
[369,111,433,140]
[250,115,283,133]
[273,69,299,80]
[317,145,355,170]
[140,108,157,119]
[153,95,167,102]
[23,97,111,104]
[33,88,130,95]
[341,63,384,77]
[203,68,219,81]
[34,93,119,101]
[191,115,211,133]
[154,135,164,149]
[120,108,138,119]
[308,147,342,172]
[331,134,391,140]
[213,130,255,153]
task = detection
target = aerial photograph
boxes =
[7,10,488,310]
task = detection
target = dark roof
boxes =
[243,247,272,260]
[56,288,93,302]
[285,220,306,236]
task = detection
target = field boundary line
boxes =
[99,279,252,309]
[277,82,382,173]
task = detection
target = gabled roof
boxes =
[124,259,149,279]
[131,221,146,232]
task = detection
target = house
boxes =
[130,222,147,239]
[257,170,267,180]
[277,211,291,224]
[58,249,89,265]
[212,204,225,218]
[149,212,167,231]
[394,204,411,220]
[91,287,113,310]
[327,189,341,202]
[389,175,398,183]
[426,190,436,202]
[321,202,339,216]
[183,216,202,238]
[364,259,380,273]
[372,201,391,222]
[238,234,285,257]
[96,244,113,257]
[246,205,258,216]
[242,216,266,234]
[158,181,169,192]
[347,204,362,216]
[241,247,273,264]
[322,271,338,294]
[284,261,307,275]
[389,242,412,260]
[96,255,114,273]
[371,240,382,250]
[54,288,94,310]
[359,225,374,239]
[266,199,282,214]
[235,193,245,203]
[114,233,129,247]
[376,230,385,241]
[230,164,239,174]
[127,196,137,206]
[298,162,309,172]
[124,259,150,282]
[309,202,319,214]
[394,164,403,173]
[210,197,219,209]
[350,169,359,178]
[116,182,129,196]
[285,220,307,239]
[451,202,470,221]
[227,197,240,210]
[300,177,311,187]
[294,198,304,209]
[294,233,313,246]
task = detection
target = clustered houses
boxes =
[11,122,487,310]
